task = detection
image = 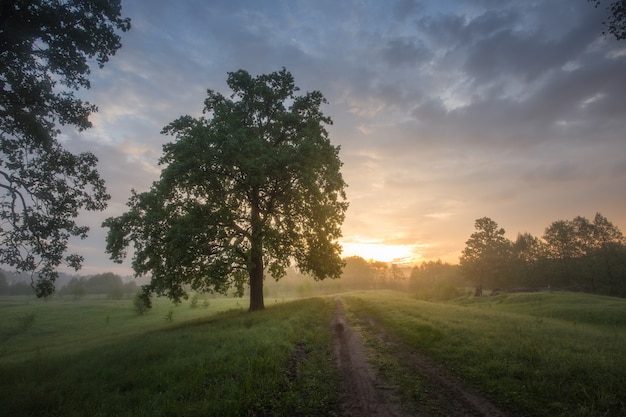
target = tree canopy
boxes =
[103,68,348,311]
[459,217,512,294]
[459,213,626,297]
[591,0,626,40]
[0,1,131,296]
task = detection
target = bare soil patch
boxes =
[331,297,513,417]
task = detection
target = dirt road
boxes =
[331,297,512,417]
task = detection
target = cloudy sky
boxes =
[61,0,626,275]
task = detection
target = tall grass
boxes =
[0,296,339,417]
[343,290,626,417]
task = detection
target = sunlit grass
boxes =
[342,290,626,417]
[0,296,339,417]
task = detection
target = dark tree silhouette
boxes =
[104,69,348,311]
[0,1,131,296]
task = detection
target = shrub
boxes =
[133,291,151,315]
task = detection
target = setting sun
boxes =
[341,240,420,264]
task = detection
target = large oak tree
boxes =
[0,1,130,296]
[103,69,348,311]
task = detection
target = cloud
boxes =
[48,0,626,273]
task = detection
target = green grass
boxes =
[3,290,624,417]
[342,290,626,417]
[0,296,339,417]
[0,295,248,362]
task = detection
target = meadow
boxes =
[343,290,626,417]
[0,295,339,417]
[1,290,625,416]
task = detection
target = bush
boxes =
[133,291,151,315]
[189,293,199,308]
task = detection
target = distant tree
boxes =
[0,271,8,294]
[460,217,512,295]
[542,213,626,293]
[410,260,463,293]
[59,277,85,300]
[123,280,138,297]
[369,261,389,289]
[589,213,626,295]
[543,220,581,287]
[511,232,546,287]
[132,291,150,316]
[0,1,131,297]
[390,264,407,289]
[103,69,348,311]
[341,256,376,289]
[84,272,123,297]
[590,0,626,40]
[70,278,86,301]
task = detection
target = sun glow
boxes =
[341,240,419,264]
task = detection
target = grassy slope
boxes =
[0,296,339,417]
[343,290,626,417]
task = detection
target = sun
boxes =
[341,241,418,264]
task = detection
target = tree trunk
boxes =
[249,192,265,311]
[249,248,265,311]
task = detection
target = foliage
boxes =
[409,260,464,293]
[57,272,136,299]
[339,256,377,289]
[459,217,512,294]
[590,0,626,40]
[103,68,348,311]
[0,271,34,296]
[0,1,131,296]
[132,291,150,316]
[460,213,626,297]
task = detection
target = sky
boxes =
[59,0,626,275]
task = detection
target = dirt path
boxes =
[331,297,406,416]
[331,297,512,417]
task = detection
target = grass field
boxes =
[342,290,626,417]
[1,290,625,417]
[0,295,339,417]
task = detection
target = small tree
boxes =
[133,291,150,316]
[591,213,626,295]
[460,217,512,295]
[104,69,348,311]
[512,232,546,287]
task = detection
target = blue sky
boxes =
[61,0,626,274]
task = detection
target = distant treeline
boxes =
[0,271,138,299]
[0,272,35,296]
[459,213,626,298]
[2,212,624,300]
[317,212,626,300]
[58,273,138,300]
